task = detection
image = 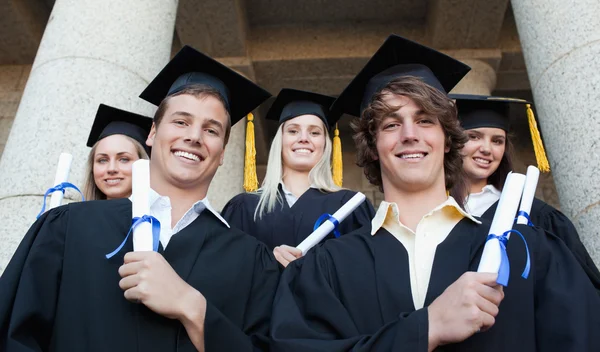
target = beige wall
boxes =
[0,65,30,157]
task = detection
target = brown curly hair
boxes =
[351,76,469,206]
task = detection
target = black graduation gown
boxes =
[482,198,600,293]
[0,198,280,352]
[221,187,375,250]
[270,220,600,351]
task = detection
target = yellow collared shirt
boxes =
[371,196,481,309]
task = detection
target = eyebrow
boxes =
[95,152,134,157]
[205,118,225,131]
[285,123,324,130]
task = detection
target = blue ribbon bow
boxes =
[37,182,85,219]
[105,215,161,259]
[486,229,531,287]
[515,210,534,226]
[313,213,341,238]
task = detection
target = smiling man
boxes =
[269,35,600,352]
[0,46,278,352]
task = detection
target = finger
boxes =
[474,294,500,317]
[118,261,146,278]
[472,272,500,286]
[123,251,150,264]
[119,274,140,291]
[279,245,303,258]
[475,284,505,306]
[280,249,299,263]
[479,311,496,332]
[274,253,291,268]
[123,287,142,303]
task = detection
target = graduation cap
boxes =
[139,45,272,192]
[330,34,471,117]
[265,89,343,186]
[86,104,153,155]
[451,94,550,172]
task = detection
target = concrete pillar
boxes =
[0,0,178,271]
[450,59,497,95]
[512,0,600,265]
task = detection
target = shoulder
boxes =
[223,192,260,210]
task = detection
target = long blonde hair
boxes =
[83,136,150,200]
[254,122,339,220]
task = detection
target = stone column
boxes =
[450,59,497,95]
[0,0,178,271]
[512,0,600,265]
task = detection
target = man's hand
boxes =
[427,272,504,351]
[273,245,303,267]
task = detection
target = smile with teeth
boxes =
[398,152,426,159]
[174,150,201,162]
[473,157,491,165]
[104,178,123,185]
[293,148,313,155]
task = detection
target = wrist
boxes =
[427,307,441,352]
[178,287,206,328]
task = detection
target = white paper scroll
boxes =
[131,160,154,251]
[296,192,367,255]
[516,166,540,225]
[477,172,526,274]
[48,153,73,210]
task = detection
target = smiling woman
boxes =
[83,104,152,200]
[221,88,375,267]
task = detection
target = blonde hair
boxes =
[254,121,340,220]
[83,135,150,201]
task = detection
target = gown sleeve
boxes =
[339,192,376,236]
[221,194,256,236]
[203,243,280,351]
[530,225,600,351]
[270,246,429,352]
[0,206,69,351]
[533,201,600,293]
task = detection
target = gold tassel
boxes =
[332,124,343,187]
[243,113,259,192]
[526,104,551,172]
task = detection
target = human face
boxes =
[281,114,326,174]
[376,94,449,193]
[146,94,228,191]
[93,134,140,199]
[462,127,506,183]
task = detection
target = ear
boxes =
[146,123,157,147]
[219,147,226,166]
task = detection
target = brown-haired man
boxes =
[270,35,600,351]
[0,46,278,351]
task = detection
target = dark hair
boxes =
[352,76,469,206]
[153,84,232,144]
[486,133,514,190]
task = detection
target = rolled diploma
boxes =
[516,166,540,225]
[131,160,154,251]
[48,153,73,209]
[296,192,367,255]
[477,173,526,274]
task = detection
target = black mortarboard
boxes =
[265,89,337,128]
[139,45,271,125]
[451,94,550,172]
[330,34,471,117]
[450,94,531,132]
[86,104,153,155]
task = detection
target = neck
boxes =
[469,178,488,194]
[150,176,208,228]
[282,168,311,198]
[383,181,448,232]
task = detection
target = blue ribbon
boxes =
[105,215,161,259]
[486,229,531,286]
[515,211,534,226]
[313,213,341,238]
[37,182,85,219]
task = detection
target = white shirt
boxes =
[279,182,318,207]
[370,197,480,309]
[146,189,229,249]
[465,185,501,217]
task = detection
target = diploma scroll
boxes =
[296,192,366,255]
[131,160,154,251]
[516,166,540,225]
[48,153,73,209]
[477,173,526,275]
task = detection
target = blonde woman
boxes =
[83,104,152,200]
[222,89,375,266]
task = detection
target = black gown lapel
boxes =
[371,229,416,323]
[424,219,486,306]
